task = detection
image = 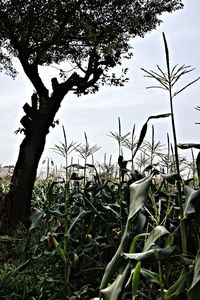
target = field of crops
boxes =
[1,36,200,300]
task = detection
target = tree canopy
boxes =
[0,0,183,96]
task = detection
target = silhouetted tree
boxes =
[0,0,183,228]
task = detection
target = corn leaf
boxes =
[177,143,200,150]
[132,261,141,300]
[183,186,200,218]
[160,173,181,184]
[100,221,130,290]
[132,114,170,160]
[129,233,148,254]
[188,251,200,293]
[100,262,130,300]
[29,210,45,231]
[143,226,169,252]
[196,151,200,185]
[140,268,160,285]
[100,174,153,291]
[164,270,188,300]
[125,226,171,261]
[124,246,175,261]
[129,174,153,220]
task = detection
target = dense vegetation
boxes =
[1,33,200,300]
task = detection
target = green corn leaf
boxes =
[102,205,121,219]
[100,174,153,292]
[66,163,85,169]
[140,268,160,285]
[132,114,170,160]
[143,225,169,252]
[125,249,155,261]
[164,233,174,248]
[129,233,148,254]
[132,121,148,160]
[132,261,142,300]
[125,226,172,261]
[135,212,146,234]
[29,210,45,231]
[124,246,175,262]
[147,113,171,121]
[183,186,200,218]
[129,174,153,220]
[48,208,67,217]
[160,173,181,184]
[188,251,200,293]
[67,211,89,236]
[164,270,189,300]
[100,262,130,300]
[100,221,130,290]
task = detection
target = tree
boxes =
[0,0,183,229]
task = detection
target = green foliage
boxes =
[0,0,183,95]
[1,125,200,299]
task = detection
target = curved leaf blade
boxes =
[140,268,160,285]
[129,174,153,220]
[143,225,169,252]
[100,262,130,300]
[188,251,200,293]
[183,186,200,218]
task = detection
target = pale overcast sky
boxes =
[0,0,199,167]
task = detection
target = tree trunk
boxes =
[6,92,57,229]
[8,129,46,228]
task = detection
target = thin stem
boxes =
[191,148,195,187]
[151,125,155,165]
[158,259,164,300]
[118,116,122,156]
[163,33,186,245]
[61,126,71,292]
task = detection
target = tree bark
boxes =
[8,127,47,228]
[7,92,56,229]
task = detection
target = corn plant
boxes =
[142,33,200,297]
